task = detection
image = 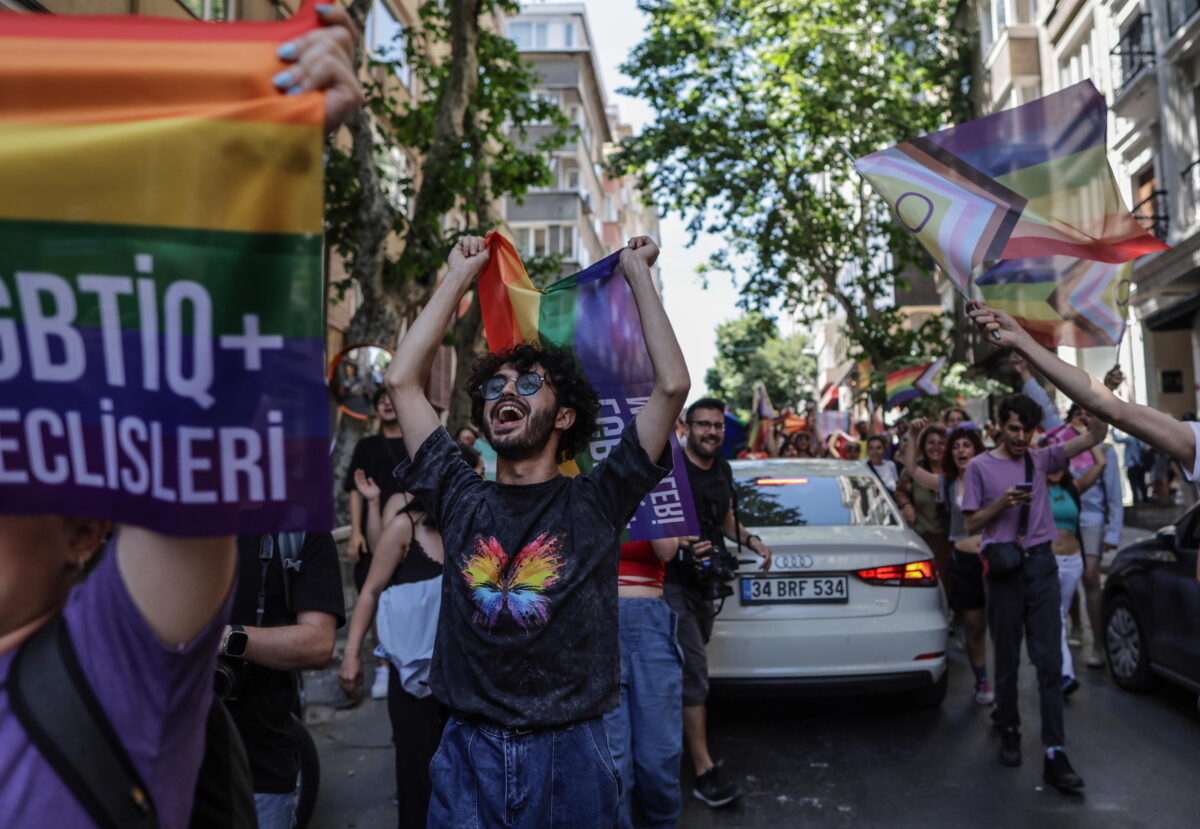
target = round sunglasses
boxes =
[479,371,548,401]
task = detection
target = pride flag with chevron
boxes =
[854,81,1166,295]
[885,359,946,410]
[976,257,1132,348]
[478,233,698,541]
[0,9,332,534]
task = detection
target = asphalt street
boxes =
[304,526,1199,829]
[304,639,1200,829]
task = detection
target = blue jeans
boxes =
[253,792,295,829]
[602,598,683,829]
[427,716,620,828]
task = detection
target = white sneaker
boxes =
[974,680,994,705]
[371,665,389,699]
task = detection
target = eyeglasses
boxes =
[688,420,725,432]
[479,372,548,401]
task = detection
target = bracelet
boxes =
[745,534,761,546]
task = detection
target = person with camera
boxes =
[961,394,1104,793]
[667,398,773,808]
[222,533,345,829]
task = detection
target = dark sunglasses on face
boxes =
[480,372,548,401]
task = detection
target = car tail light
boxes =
[855,559,938,587]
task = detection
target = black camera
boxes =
[214,656,252,701]
[685,529,740,602]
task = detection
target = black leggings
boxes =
[386,665,446,829]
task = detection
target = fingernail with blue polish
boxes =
[276,42,297,61]
[287,85,305,96]
[315,4,333,14]
[272,70,293,88]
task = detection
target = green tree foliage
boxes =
[325,0,568,519]
[614,0,970,367]
[705,312,816,417]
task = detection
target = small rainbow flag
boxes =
[0,8,331,534]
[976,257,1131,348]
[478,233,698,541]
[885,358,946,410]
[855,81,1166,293]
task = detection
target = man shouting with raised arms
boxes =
[969,300,1200,583]
[382,235,689,828]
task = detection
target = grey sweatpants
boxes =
[986,543,1065,747]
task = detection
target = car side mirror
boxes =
[1157,525,1177,552]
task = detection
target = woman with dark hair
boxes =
[1044,447,1105,696]
[342,469,456,828]
[895,422,952,581]
[905,422,993,704]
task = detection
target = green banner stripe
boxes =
[537,290,579,352]
[0,218,323,337]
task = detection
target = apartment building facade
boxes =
[966,0,1200,418]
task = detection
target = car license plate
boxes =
[740,575,849,604]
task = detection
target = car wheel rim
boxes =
[1107,607,1141,679]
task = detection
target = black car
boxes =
[1101,505,1200,697]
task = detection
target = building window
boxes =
[367,0,411,87]
[514,224,578,261]
[176,0,227,19]
[509,20,577,50]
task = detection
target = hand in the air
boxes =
[354,469,381,502]
[446,235,491,280]
[968,300,1027,350]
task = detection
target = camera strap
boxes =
[1018,452,1033,541]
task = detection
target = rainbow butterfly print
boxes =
[462,532,565,630]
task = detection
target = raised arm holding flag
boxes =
[383,233,689,828]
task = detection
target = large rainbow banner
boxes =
[0,10,332,534]
[854,81,1166,295]
[479,233,698,541]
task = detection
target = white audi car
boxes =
[706,458,949,705]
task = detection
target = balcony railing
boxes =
[1111,13,1155,95]
[1168,0,1200,34]
[1132,189,1170,241]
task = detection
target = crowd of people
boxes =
[7,11,1200,829]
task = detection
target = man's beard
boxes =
[688,435,722,460]
[486,406,558,461]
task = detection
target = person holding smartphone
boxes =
[961,394,1106,793]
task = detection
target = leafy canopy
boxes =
[705,311,816,418]
[614,0,970,367]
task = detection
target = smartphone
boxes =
[1015,482,1033,493]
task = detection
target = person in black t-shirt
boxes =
[377,234,689,828]
[343,388,409,699]
[665,397,774,809]
[222,532,345,829]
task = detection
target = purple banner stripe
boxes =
[923,80,1105,158]
[2,326,329,436]
[0,431,332,534]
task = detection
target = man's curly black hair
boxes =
[467,342,600,463]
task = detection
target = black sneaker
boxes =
[998,728,1022,767]
[693,764,742,808]
[1044,750,1085,792]
[1062,677,1080,697]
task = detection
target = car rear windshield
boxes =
[734,474,899,528]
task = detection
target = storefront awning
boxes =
[1145,290,1200,332]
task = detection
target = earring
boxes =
[72,556,87,578]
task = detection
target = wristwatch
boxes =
[222,624,248,658]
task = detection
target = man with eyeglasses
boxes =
[381,235,690,827]
[667,397,774,809]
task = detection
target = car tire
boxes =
[1103,593,1157,693]
[908,669,948,708]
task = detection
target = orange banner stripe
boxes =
[0,36,317,127]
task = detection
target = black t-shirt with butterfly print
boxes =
[395,417,672,728]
